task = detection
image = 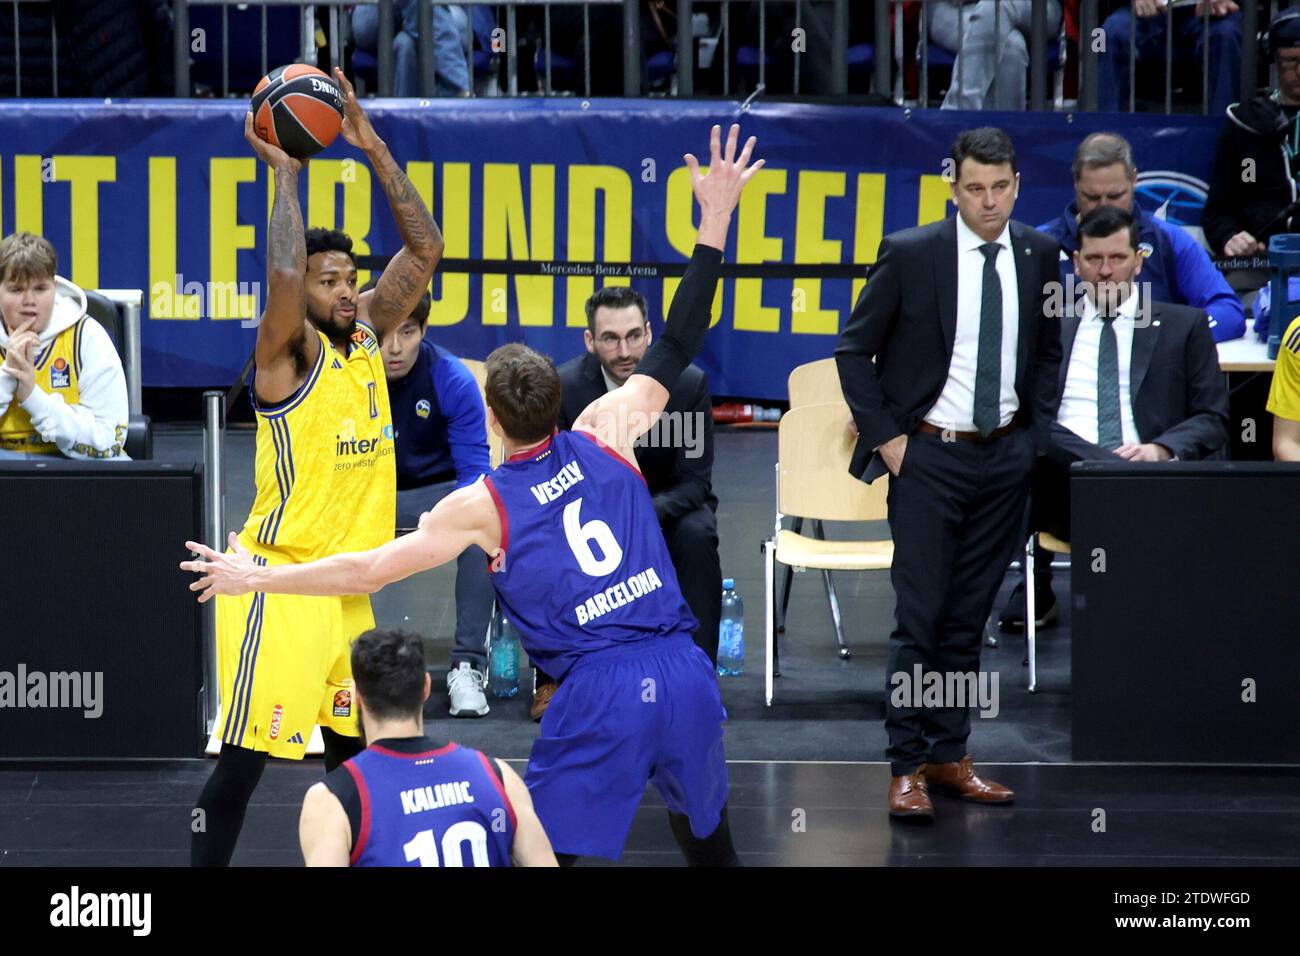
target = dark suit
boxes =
[1032,299,1230,544]
[556,352,723,664]
[835,215,1062,775]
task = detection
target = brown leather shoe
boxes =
[924,755,1014,804]
[888,766,934,821]
[530,682,557,722]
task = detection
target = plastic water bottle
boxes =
[488,611,520,699]
[718,579,745,677]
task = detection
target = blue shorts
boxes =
[524,633,729,860]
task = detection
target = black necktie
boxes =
[1096,311,1123,451]
[972,241,1003,437]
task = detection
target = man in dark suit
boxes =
[528,285,721,720]
[1004,204,1229,616]
[835,128,1062,821]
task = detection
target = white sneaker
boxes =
[447,662,490,717]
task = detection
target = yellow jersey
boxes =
[0,317,86,455]
[1267,316,1300,424]
[239,320,396,564]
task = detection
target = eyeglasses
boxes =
[595,329,646,349]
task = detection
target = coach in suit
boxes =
[835,128,1062,821]
[528,285,721,720]
[1012,205,1229,608]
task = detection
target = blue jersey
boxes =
[334,739,515,867]
[483,429,698,681]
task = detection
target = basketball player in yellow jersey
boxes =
[192,68,444,867]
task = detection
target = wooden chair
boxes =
[762,402,894,706]
[787,357,845,408]
[1024,531,1070,693]
[777,359,856,645]
[459,358,504,468]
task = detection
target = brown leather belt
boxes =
[915,421,1017,445]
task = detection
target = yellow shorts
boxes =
[215,587,374,760]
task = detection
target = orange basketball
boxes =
[250,64,344,159]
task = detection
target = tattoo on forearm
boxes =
[270,167,306,277]
[367,149,443,329]
[373,149,441,256]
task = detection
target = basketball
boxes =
[250,64,344,159]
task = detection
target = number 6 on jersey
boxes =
[563,498,623,576]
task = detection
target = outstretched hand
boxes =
[333,67,383,153]
[180,532,259,603]
[684,124,763,219]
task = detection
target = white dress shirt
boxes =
[926,215,1020,432]
[1056,288,1141,447]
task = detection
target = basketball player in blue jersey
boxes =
[300,628,555,866]
[185,123,763,865]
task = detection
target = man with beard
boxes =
[191,68,444,867]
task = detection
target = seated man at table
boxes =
[529,285,722,720]
[0,232,129,460]
[373,280,494,717]
[1269,313,1300,461]
[1038,132,1246,344]
[1203,9,1300,265]
[1000,206,1230,630]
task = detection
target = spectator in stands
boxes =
[1269,314,1300,461]
[0,232,128,460]
[530,286,721,721]
[1097,1,1242,116]
[1203,9,1300,261]
[930,1,1062,110]
[352,2,471,96]
[1000,206,1229,630]
[1038,132,1246,343]
[373,281,494,717]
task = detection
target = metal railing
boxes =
[0,0,1280,112]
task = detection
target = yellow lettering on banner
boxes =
[209,158,258,320]
[52,156,116,290]
[917,174,952,227]
[14,155,44,235]
[481,163,555,327]
[662,166,724,327]
[427,162,469,327]
[852,172,886,308]
[149,157,200,319]
[792,170,846,335]
[734,168,787,333]
[307,160,372,286]
[566,165,633,327]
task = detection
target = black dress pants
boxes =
[884,427,1035,775]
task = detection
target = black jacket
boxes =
[1202,95,1300,256]
[835,216,1064,483]
[555,352,717,521]
[1048,300,1230,464]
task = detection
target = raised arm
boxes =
[573,124,763,460]
[244,112,319,403]
[182,481,501,602]
[333,69,444,340]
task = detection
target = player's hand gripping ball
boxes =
[251,64,344,160]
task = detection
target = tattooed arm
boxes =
[331,68,444,339]
[244,112,319,406]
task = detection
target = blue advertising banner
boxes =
[0,98,1221,399]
